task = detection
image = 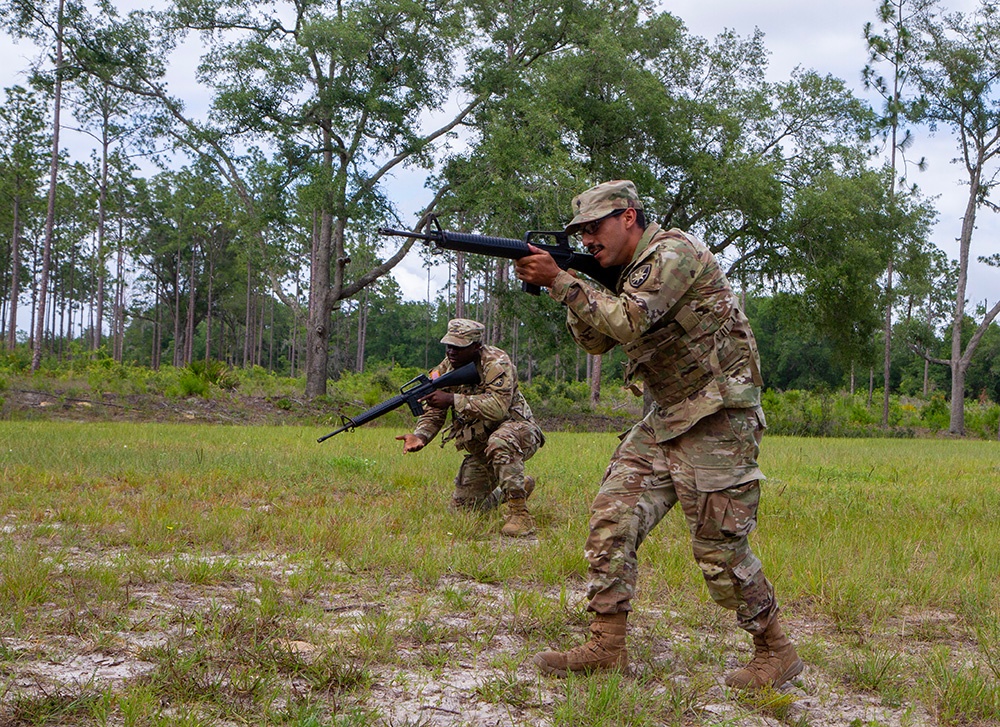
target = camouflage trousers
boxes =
[585,407,777,635]
[452,420,543,510]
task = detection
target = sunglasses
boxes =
[577,208,627,236]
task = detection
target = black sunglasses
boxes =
[577,208,627,236]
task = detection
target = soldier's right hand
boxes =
[396,433,426,453]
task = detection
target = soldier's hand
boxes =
[515,244,561,288]
[421,390,454,410]
[396,433,426,453]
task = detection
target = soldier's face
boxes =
[580,209,637,268]
[446,342,481,367]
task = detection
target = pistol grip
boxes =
[521,281,541,295]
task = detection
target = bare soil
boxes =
[0,544,957,726]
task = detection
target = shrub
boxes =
[920,394,950,432]
[173,370,210,398]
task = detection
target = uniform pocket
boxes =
[694,479,760,541]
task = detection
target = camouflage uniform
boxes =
[413,323,544,510]
[549,181,777,636]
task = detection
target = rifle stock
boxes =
[379,215,621,294]
[317,362,480,443]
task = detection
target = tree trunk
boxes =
[7,196,21,350]
[305,209,332,397]
[490,260,507,345]
[455,251,465,318]
[30,0,65,372]
[185,250,196,364]
[589,353,602,405]
[153,280,162,369]
[949,361,965,435]
[355,289,368,373]
[173,249,183,367]
[205,255,214,362]
[881,255,894,426]
[948,165,979,436]
[268,296,274,371]
[243,258,253,368]
[94,101,110,352]
[113,237,125,362]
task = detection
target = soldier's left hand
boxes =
[421,390,454,409]
[515,244,561,288]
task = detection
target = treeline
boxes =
[1,0,999,435]
[4,281,1000,411]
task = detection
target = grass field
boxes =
[1,421,999,725]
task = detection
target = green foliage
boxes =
[919,394,950,432]
[761,389,920,438]
[189,359,240,391]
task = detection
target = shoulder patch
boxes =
[488,371,507,389]
[628,263,652,289]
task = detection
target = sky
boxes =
[1,0,997,322]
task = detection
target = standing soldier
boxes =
[397,318,545,537]
[514,180,802,689]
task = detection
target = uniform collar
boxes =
[628,222,662,266]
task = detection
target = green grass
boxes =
[0,422,998,724]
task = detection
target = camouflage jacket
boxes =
[549,223,763,441]
[412,345,537,450]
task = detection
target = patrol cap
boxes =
[565,180,643,235]
[440,318,485,347]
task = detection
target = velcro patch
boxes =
[628,264,652,289]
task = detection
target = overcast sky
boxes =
[2,0,997,319]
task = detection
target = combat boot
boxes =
[533,612,628,677]
[500,497,536,537]
[724,615,804,690]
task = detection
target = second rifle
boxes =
[317,362,480,443]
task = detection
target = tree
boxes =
[64,61,153,353]
[783,167,933,373]
[0,84,48,349]
[69,0,622,397]
[439,9,918,383]
[864,0,933,426]
[910,2,1000,434]
[1,0,77,370]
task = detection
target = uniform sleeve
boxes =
[452,353,515,424]
[548,238,698,346]
[412,360,450,443]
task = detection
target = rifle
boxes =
[379,215,622,294]
[317,362,480,443]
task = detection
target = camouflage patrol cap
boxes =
[440,318,485,347]
[565,180,643,235]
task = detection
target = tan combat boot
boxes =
[534,612,628,677]
[725,615,804,690]
[500,497,536,537]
